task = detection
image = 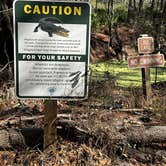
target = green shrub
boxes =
[113,3,128,24]
[91,9,108,31]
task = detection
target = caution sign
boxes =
[13,0,91,99]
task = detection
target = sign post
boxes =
[128,53,165,103]
[44,100,57,149]
[137,35,154,103]
[13,0,91,150]
[128,35,165,104]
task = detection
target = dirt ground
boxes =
[0,78,166,165]
[0,25,166,165]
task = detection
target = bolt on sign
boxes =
[128,54,165,69]
[138,36,154,54]
[13,0,91,99]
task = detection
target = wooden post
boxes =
[44,100,58,150]
[141,67,152,103]
[138,35,154,104]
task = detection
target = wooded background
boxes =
[0,0,166,65]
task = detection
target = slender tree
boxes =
[127,0,133,21]
[106,0,114,59]
[138,0,144,16]
[162,1,166,19]
[160,0,164,11]
[0,0,13,65]
[150,0,155,11]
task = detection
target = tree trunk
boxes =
[95,0,98,10]
[0,0,13,65]
[106,0,113,59]
[162,1,166,19]
[133,0,136,10]
[126,126,166,144]
[138,0,144,16]
[150,0,155,10]
[156,0,160,10]
[160,0,164,11]
[127,0,133,22]
[0,125,166,149]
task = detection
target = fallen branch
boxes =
[0,120,165,150]
[112,108,145,112]
[124,146,152,163]
[0,115,44,126]
[0,120,91,149]
[0,114,73,126]
[126,126,166,144]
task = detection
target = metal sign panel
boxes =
[138,37,154,54]
[13,0,91,99]
[128,54,165,68]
